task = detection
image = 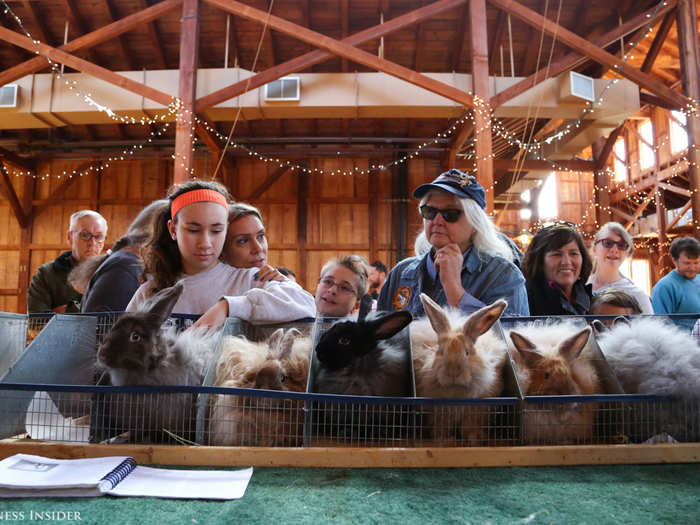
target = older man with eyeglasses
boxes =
[27,210,108,313]
[377,169,528,317]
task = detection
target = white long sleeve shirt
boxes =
[126,262,316,323]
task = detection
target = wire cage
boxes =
[1,311,699,450]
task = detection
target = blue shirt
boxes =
[651,270,700,331]
[377,247,529,317]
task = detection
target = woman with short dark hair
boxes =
[522,223,593,316]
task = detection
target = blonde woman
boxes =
[587,221,652,314]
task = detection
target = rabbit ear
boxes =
[590,319,608,337]
[420,293,451,336]
[357,294,373,322]
[278,329,299,360]
[559,326,592,361]
[509,331,541,368]
[266,328,286,353]
[369,311,413,340]
[147,282,184,325]
[462,299,506,339]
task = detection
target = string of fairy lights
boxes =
[1,0,699,247]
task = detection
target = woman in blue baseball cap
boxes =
[377,168,529,317]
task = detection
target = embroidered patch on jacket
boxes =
[392,286,411,310]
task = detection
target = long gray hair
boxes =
[414,191,513,262]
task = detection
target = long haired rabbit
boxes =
[314,310,413,396]
[410,294,507,445]
[508,322,602,445]
[96,283,218,443]
[594,316,700,441]
[210,328,312,446]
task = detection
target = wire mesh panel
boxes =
[199,318,315,446]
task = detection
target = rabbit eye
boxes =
[543,372,550,380]
[129,332,141,343]
[338,337,351,346]
[280,374,287,383]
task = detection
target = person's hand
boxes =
[192,299,228,330]
[52,304,67,314]
[434,243,466,307]
[254,264,286,283]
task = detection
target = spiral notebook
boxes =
[0,454,253,499]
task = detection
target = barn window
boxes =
[613,138,628,183]
[639,120,655,171]
[538,172,558,220]
[670,110,689,154]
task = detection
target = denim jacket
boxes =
[377,247,529,317]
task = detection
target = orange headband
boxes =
[171,189,228,218]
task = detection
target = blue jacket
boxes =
[377,247,529,317]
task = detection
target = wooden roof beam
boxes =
[488,9,506,74]
[20,0,53,47]
[413,0,429,72]
[197,0,473,111]
[134,0,168,69]
[0,26,173,105]
[640,91,682,111]
[641,9,677,74]
[0,0,182,86]
[101,0,135,70]
[451,5,469,72]
[0,162,29,228]
[595,123,626,171]
[610,158,689,202]
[487,0,688,108]
[666,199,692,230]
[490,0,678,108]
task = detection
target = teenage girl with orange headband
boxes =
[126,180,315,326]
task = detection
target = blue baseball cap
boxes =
[412,168,486,210]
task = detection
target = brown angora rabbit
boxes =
[96,282,219,443]
[508,323,601,445]
[209,328,312,446]
[410,294,508,445]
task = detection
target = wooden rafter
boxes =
[487,0,688,108]
[640,91,682,110]
[626,188,656,229]
[0,162,28,228]
[446,119,473,168]
[666,199,692,230]
[200,0,475,110]
[196,0,468,111]
[489,0,678,108]
[657,182,691,197]
[610,158,689,202]
[340,0,349,72]
[451,5,469,72]
[101,0,135,70]
[493,158,595,171]
[521,0,547,75]
[0,26,173,105]
[20,0,52,46]
[0,147,34,172]
[488,9,507,73]
[595,124,626,171]
[247,165,291,200]
[0,0,182,86]
[413,0,429,72]
[641,9,677,73]
[134,0,168,69]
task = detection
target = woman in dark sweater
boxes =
[522,223,593,316]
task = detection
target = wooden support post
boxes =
[296,167,309,290]
[676,0,700,241]
[656,185,674,274]
[174,0,200,183]
[18,175,35,313]
[469,0,493,212]
[592,138,613,227]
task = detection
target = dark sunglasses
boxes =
[419,205,462,223]
[596,238,629,251]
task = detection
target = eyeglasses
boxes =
[74,230,106,243]
[319,277,356,295]
[596,238,629,251]
[419,205,462,223]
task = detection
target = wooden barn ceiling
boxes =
[0,0,695,204]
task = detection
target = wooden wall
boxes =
[0,155,600,313]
